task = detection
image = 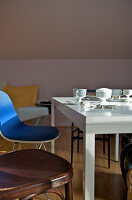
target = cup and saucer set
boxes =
[66,88,87,105]
[67,88,132,111]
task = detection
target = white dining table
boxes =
[51,97,132,200]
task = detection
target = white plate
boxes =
[107,98,125,102]
[82,96,102,102]
[66,100,78,105]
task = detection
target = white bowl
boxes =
[96,88,112,99]
[96,88,112,92]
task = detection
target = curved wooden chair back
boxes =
[0,149,73,200]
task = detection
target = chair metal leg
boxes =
[37,143,46,150]
[65,181,73,200]
[35,117,43,126]
[108,135,111,168]
[12,142,22,151]
[12,142,17,152]
[35,117,46,151]
[71,123,74,164]
[103,135,105,154]
[39,143,43,149]
[42,143,46,150]
[77,128,80,153]
[35,144,39,148]
[18,143,21,150]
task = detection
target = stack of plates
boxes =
[96,88,112,99]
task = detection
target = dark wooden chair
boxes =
[120,142,132,200]
[0,149,73,200]
[126,169,132,200]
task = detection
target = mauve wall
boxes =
[0,60,132,100]
[0,0,132,59]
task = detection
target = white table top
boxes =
[52,97,132,133]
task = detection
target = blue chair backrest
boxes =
[0,91,19,126]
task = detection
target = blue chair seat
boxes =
[2,121,59,142]
[0,91,59,147]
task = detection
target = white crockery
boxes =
[112,89,122,98]
[96,88,112,100]
[123,89,132,96]
[73,88,87,99]
[74,88,87,102]
[77,89,87,97]
[73,88,78,98]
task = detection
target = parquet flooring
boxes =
[0,127,126,200]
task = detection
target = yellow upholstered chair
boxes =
[3,84,38,109]
[0,77,49,123]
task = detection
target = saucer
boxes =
[66,100,78,105]
[107,98,125,102]
[82,96,102,102]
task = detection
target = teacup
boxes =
[77,88,87,96]
[73,88,87,101]
[123,89,132,96]
[73,88,78,98]
[112,89,122,99]
[77,89,87,102]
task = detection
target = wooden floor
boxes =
[0,127,126,200]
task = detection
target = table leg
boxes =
[115,133,119,161]
[83,131,95,200]
[51,100,55,153]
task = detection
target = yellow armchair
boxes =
[0,77,49,123]
[3,84,38,109]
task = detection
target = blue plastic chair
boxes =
[0,91,59,150]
